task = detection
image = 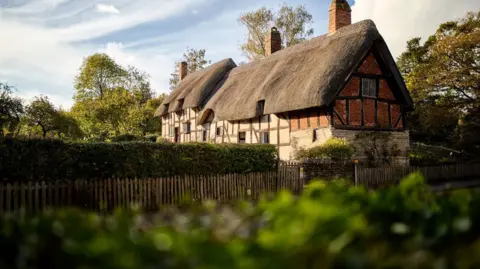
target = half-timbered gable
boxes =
[333,48,407,131]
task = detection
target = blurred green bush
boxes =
[1,173,480,268]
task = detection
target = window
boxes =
[261,115,270,123]
[313,128,318,142]
[183,122,191,134]
[169,127,174,137]
[216,127,222,136]
[256,100,265,116]
[202,130,207,142]
[261,132,269,144]
[238,132,246,144]
[362,78,377,97]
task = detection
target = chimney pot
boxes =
[265,27,282,57]
[329,0,352,34]
[179,61,188,81]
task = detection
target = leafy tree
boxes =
[169,48,211,91]
[142,94,167,135]
[74,53,126,101]
[72,53,157,140]
[397,10,480,147]
[239,4,314,60]
[124,65,153,104]
[24,96,59,138]
[0,83,24,137]
[23,96,83,139]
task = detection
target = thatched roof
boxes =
[157,19,413,122]
[154,58,236,117]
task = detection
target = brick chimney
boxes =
[179,61,188,81]
[329,0,352,34]
[265,27,282,57]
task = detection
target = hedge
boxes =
[0,174,480,268]
[0,138,277,181]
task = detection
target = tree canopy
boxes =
[398,10,480,151]
[239,4,314,61]
[72,53,163,141]
[22,96,82,139]
[0,83,23,137]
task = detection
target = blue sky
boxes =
[1,0,479,108]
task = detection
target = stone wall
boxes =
[331,129,410,165]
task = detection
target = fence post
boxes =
[354,160,359,187]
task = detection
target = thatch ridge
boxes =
[157,19,413,123]
[154,58,236,117]
[200,19,386,122]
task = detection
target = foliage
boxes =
[169,48,211,91]
[0,138,277,181]
[71,53,162,140]
[296,138,354,161]
[74,53,126,102]
[239,4,314,60]
[0,83,24,137]
[2,174,480,268]
[397,10,480,147]
[22,96,82,139]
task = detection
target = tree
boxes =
[24,96,61,138]
[239,4,314,60]
[74,53,126,101]
[23,96,83,139]
[124,65,153,104]
[397,10,480,148]
[0,83,24,137]
[72,53,157,140]
[169,48,211,91]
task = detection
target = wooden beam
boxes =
[333,108,346,126]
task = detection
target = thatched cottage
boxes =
[155,0,413,162]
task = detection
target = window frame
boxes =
[361,78,377,98]
[238,132,246,144]
[183,122,191,134]
[260,132,269,144]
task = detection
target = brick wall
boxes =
[340,78,359,97]
[266,28,282,56]
[290,108,330,131]
[328,1,352,34]
[379,79,395,100]
[357,54,382,75]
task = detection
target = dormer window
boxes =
[176,99,185,112]
[256,100,265,116]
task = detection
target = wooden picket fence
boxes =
[0,168,302,213]
[357,162,480,189]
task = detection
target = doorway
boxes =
[174,127,180,143]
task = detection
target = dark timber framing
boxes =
[331,46,407,132]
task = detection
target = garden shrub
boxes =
[296,138,354,161]
[0,138,277,181]
[1,173,480,268]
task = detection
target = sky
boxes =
[0,0,479,109]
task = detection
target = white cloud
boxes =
[352,0,480,57]
[192,9,199,15]
[95,4,120,14]
[0,0,213,107]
